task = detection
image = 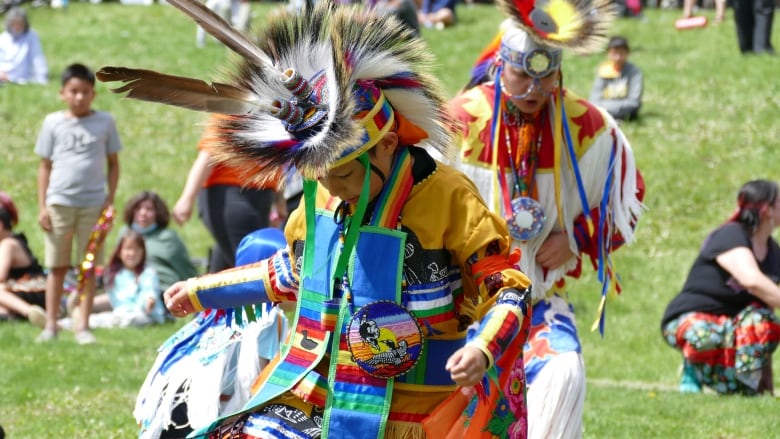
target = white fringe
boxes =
[135,319,203,439]
[158,371,192,433]
[222,323,262,416]
[222,306,289,414]
[526,351,586,439]
[187,342,240,429]
[135,307,291,438]
[454,105,644,302]
[136,358,194,439]
[134,317,241,437]
[134,354,169,439]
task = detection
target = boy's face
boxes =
[318,133,398,206]
[501,64,559,114]
[60,77,96,117]
[607,47,629,68]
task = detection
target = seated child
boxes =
[589,36,643,121]
[78,229,165,328]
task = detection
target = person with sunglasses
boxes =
[450,19,646,438]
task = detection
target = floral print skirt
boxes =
[663,304,780,395]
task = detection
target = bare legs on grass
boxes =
[37,266,96,344]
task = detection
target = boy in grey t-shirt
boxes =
[34,63,122,344]
[589,36,644,121]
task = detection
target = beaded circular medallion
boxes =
[508,196,546,241]
[346,301,423,379]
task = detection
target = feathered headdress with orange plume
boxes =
[96,0,452,186]
[496,0,616,54]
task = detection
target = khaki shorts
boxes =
[44,204,105,268]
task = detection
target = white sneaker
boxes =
[35,328,57,343]
[75,330,97,345]
[27,305,47,329]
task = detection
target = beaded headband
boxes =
[499,26,563,78]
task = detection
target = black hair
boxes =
[607,36,630,51]
[61,63,96,87]
[732,179,779,231]
[0,192,18,229]
[0,207,11,229]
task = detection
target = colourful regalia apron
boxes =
[195,149,425,439]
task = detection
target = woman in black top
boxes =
[661,179,780,395]
[0,192,47,327]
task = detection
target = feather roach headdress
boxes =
[496,0,616,54]
[464,0,616,89]
[97,0,452,185]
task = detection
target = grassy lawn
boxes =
[1,2,779,437]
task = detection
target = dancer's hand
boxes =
[164,281,196,318]
[536,231,576,270]
[446,346,488,386]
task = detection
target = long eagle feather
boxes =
[166,0,274,68]
[95,67,264,115]
[97,2,452,186]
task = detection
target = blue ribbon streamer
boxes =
[597,142,618,336]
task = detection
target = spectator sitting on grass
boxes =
[75,229,165,328]
[416,0,457,30]
[90,191,198,316]
[589,36,643,121]
[0,7,48,85]
[0,191,47,328]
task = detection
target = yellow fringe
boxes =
[590,294,607,333]
[385,420,427,439]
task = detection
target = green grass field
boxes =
[1,2,780,437]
